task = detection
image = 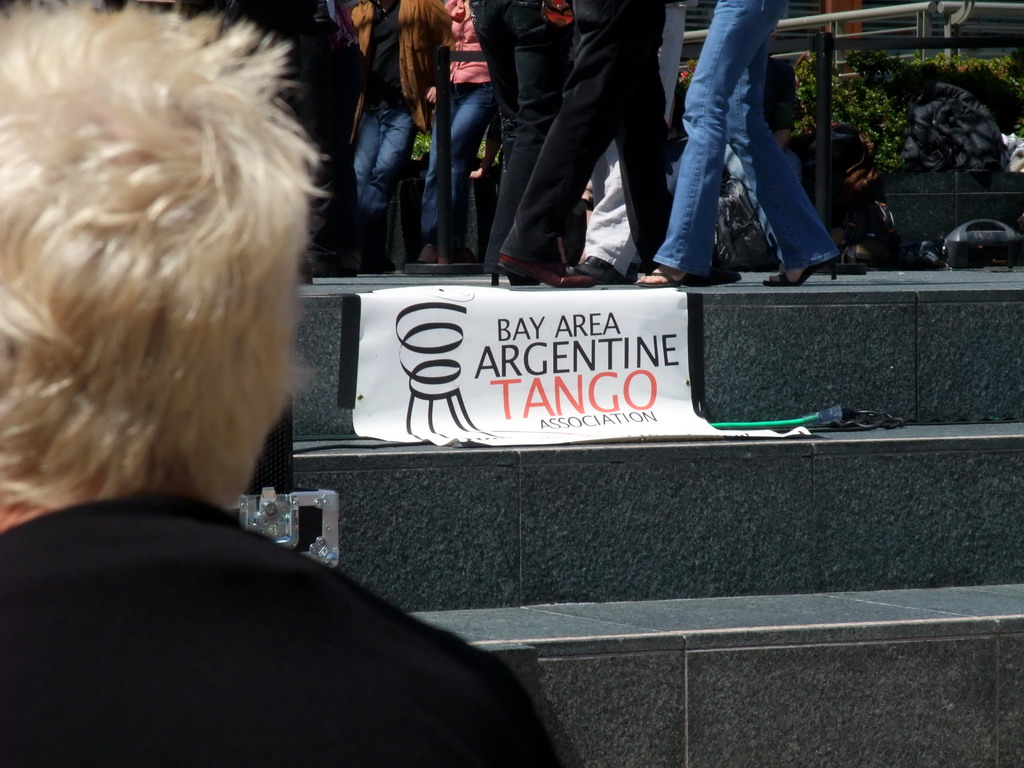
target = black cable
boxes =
[809,407,906,431]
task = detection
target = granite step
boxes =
[413,583,1024,768]
[294,421,1024,613]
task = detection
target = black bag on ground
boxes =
[838,200,901,267]
[713,175,777,271]
[897,240,946,270]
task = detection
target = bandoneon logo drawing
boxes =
[395,300,492,442]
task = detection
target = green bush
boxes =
[794,49,1024,173]
[413,132,432,160]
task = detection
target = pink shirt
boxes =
[447,0,490,84]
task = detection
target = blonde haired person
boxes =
[0,7,559,767]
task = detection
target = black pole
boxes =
[814,31,833,227]
[434,45,453,264]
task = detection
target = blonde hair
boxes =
[0,4,318,510]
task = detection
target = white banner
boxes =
[347,286,750,446]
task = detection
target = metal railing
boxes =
[683,2,942,54]
[682,1,1024,59]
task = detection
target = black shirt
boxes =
[0,496,560,768]
[364,0,406,111]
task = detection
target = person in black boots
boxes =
[495,0,672,288]
[470,0,573,285]
[298,5,365,279]
[215,0,363,280]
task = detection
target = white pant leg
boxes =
[586,143,635,273]
[585,7,688,274]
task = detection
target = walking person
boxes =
[470,0,573,284]
[571,1,688,285]
[299,4,365,278]
[351,0,452,272]
[416,0,498,265]
[494,0,672,288]
[214,0,359,279]
[639,0,838,288]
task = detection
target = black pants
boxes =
[295,36,362,264]
[501,0,670,268]
[471,0,573,274]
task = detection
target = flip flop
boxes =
[638,266,742,288]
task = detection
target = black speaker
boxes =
[247,409,293,495]
[945,219,1023,268]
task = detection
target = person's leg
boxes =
[578,8,681,282]
[448,82,498,250]
[726,23,837,278]
[616,5,669,270]
[583,144,637,276]
[659,5,687,124]
[647,0,775,281]
[353,110,384,225]
[331,41,364,270]
[472,0,570,272]
[293,34,345,277]
[500,0,665,265]
[358,107,416,273]
[419,110,441,254]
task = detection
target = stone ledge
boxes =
[294,423,1024,612]
[415,585,1024,768]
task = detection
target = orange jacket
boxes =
[351,0,454,135]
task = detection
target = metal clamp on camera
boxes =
[238,488,341,568]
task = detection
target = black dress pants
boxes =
[295,35,362,270]
[471,0,573,274]
[501,0,670,268]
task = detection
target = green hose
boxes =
[710,405,843,430]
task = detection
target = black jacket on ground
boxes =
[901,81,1008,172]
[0,496,560,768]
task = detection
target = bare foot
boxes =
[637,266,689,287]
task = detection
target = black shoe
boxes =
[306,248,360,279]
[498,254,596,288]
[570,256,637,285]
[762,256,838,287]
[506,272,541,286]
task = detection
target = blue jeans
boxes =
[724,143,803,251]
[654,0,837,275]
[354,107,416,269]
[420,82,498,249]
